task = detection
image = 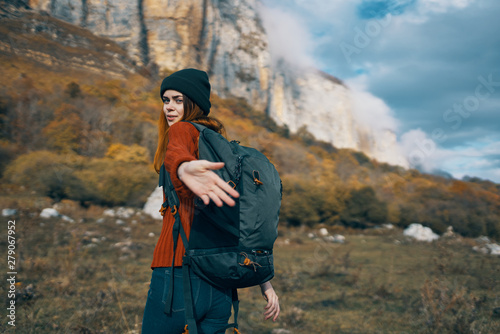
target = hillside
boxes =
[1,0,500,239]
[24,0,405,166]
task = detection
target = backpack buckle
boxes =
[252,170,263,185]
[159,205,168,216]
[227,180,237,189]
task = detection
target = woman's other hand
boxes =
[260,281,280,322]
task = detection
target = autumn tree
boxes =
[340,186,388,228]
[43,103,86,153]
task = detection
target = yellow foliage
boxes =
[43,103,85,153]
[105,143,150,164]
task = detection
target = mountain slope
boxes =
[25,0,405,166]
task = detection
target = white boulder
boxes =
[403,223,439,242]
[40,208,60,218]
[143,187,164,220]
[40,207,74,222]
[325,234,345,243]
[487,243,500,255]
[318,227,329,236]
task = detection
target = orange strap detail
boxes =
[238,252,262,272]
[159,206,167,216]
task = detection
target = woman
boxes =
[142,68,280,333]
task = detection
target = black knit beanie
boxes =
[160,68,211,115]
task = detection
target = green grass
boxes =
[1,195,499,333]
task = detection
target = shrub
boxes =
[3,150,156,206]
[2,150,88,201]
[340,186,388,228]
[105,143,150,164]
[75,158,156,206]
[0,140,17,177]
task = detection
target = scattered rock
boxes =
[148,232,155,237]
[40,208,60,218]
[476,236,490,243]
[487,243,500,255]
[403,224,439,242]
[116,219,125,225]
[104,207,135,219]
[39,208,74,222]
[319,227,329,237]
[472,245,489,255]
[2,208,18,216]
[272,329,292,334]
[103,209,114,217]
[325,234,345,243]
[443,226,455,238]
[382,223,394,229]
[112,240,134,249]
[473,236,500,256]
[61,215,75,223]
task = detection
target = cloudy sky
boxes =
[260,0,500,183]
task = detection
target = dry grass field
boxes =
[1,193,499,334]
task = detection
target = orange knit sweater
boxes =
[151,122,199,268]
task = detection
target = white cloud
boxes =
[417,0,476,14]
[400,129,500,182]
[257,5,317,67]
[400,129,443,171]
[260,0,500,183]
[346,75,399,132]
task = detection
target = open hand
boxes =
[178,160,240,207]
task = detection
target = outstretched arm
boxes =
[260,281,280,322]
[178,160,240,207]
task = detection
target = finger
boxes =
[204,161,225,170]
[216,189,236,207]
[264,306,276,320]
[201,194,210,206]
[208,185,235,207]
[273,304,280,322]
[208,191,224,207]
[216,177,240,199]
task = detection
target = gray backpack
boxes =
[159,121,282,333]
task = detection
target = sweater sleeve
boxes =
[164,122,199,199]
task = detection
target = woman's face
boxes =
[162,90,185,126]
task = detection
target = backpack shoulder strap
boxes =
[160,163,189,315]
[185,121,207,133]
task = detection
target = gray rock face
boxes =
[28,0,406,166]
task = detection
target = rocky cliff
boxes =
[25,0,405,166]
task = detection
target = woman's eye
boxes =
[176,99,183,103]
